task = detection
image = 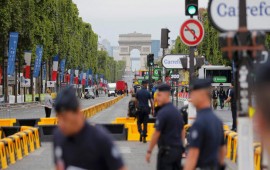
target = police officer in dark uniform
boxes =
[136,80,154,143]
[53,87,127,170]
[184,79,226,170]
[146,84,184,170]
[225,82,237,131]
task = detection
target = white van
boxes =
[107,83,116,97]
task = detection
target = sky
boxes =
[72,0,209,46]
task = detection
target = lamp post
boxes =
[4,57,8,103]
[31,64,34,102]
[15,59,18,103]
[23,61,26,103]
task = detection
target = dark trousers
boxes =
[231,106,237,130]
[157,147,182,170]
[219,98,224,109]
[45,107,52,118]
[137,107,150,137]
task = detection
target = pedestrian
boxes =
[180,100,189,125]
[44,88,53,118]
[253,60,270,166]
[219,86,226,109]
[53,87,127,170]
[212,86,219,110]
[146,84,184,170]
[135,80,154,143]
[184,79,226,170]
[128,94,137,117]
[224,82,237,131]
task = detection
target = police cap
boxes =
[190,78,212,91]
[54,86,80,114]
[157,83,171,92]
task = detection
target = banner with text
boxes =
[7,32,19,76]
[33,46,43,78]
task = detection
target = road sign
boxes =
[162,55,198,69]
[7,76,15,85]
[180,19,204,46]
[171,74,180,80]
[21,79,31,87]
[47,81,56,88]
[208,0,270,32]
[213,76,227,83]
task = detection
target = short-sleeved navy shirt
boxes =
[136,87,151,107]
[53,122,124,170]
[155,103,184,147]
[189,108,225,168]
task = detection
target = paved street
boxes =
[0,94,111,119]
[8,95,237,170]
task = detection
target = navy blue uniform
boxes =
[229,88,237,130]
[136,87,151,138]
[155,103,184,170]
[189,108,225,168]
[53,122,124,170]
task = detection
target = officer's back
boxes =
[53,87,127,170]
[184,79,226,170]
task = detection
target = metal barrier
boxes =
[16,119,40,127]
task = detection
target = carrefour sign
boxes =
[162,55,189,69]
[208,0,270,32]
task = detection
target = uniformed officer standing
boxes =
[146,84,184,170]
[184,79,226,170]
[53,87,127,170]
[254,60,270,166]
[224,83,237,131]
[136,80,154,143]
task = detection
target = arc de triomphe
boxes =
[118,32,151,71]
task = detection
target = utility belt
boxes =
[196,165,225,170]
[159,145,182,153]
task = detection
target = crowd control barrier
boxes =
[100,124,127,141]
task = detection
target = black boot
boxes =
[139,134,142,142]
[143,136,147,143]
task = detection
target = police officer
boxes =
[146,84,184,170]
[53,87,127,170]
[254,60,270,166]
[136,80,154,143]
[224,82,237,131]
[184,79,226,170]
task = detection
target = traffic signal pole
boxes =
[236,1,254,169]
[189,46,195,85]
[162,48,165,82]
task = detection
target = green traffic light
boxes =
[188,5,197,15]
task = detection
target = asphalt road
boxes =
[0,93,112,119]
[8,94,237,170]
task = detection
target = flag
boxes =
[42,62,46,80]
[52,55,59,81]
[70,69,74,84]
[33,46,43,78]
[24,51,32,79]
[74,70,79,84]
[7,32,19,76]
[60,59,66,82]
[82,72,86,85]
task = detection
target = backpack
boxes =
[128,101,137,117]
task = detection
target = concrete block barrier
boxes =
[100,124,127,141]
[16,119,40,127]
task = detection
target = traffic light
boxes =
[161,28,170,48]
[147,54,154,67]
[185,0,198,16]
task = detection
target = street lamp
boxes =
[4,57,8,103]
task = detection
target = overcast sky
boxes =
[73,0,209,46]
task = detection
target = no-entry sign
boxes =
[180,19,204,46]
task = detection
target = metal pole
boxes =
[162,48,165,82]
[15,62,17,103]
[4,58,8,103]
[31,68,34,102]
[189,47,195,85]
[237,0,254,170]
